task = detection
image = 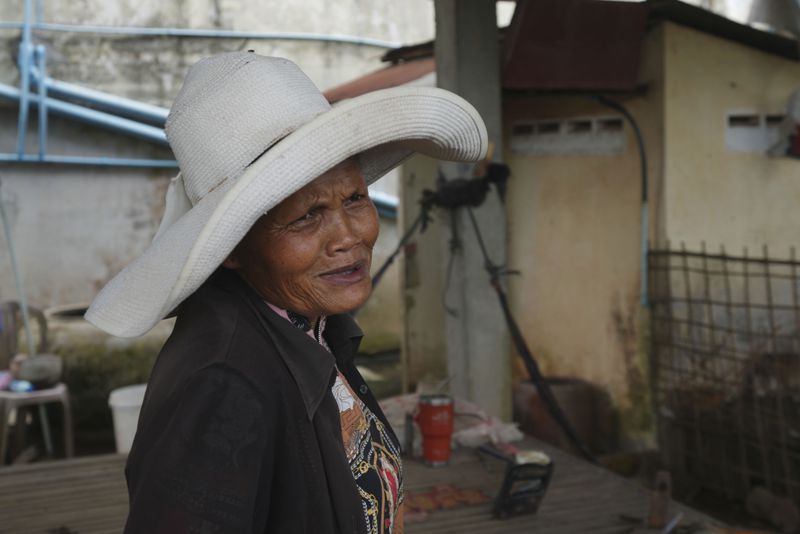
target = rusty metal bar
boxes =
[744,247,774,491]
[763,245,793,499]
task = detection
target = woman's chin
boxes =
[320,283,372,316]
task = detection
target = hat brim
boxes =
[85,86,487,337]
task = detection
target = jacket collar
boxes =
[212,269,363,419]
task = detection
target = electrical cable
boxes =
[465,207,596,463]
[370,165,597,463]
[592,95,650,307]
[371,207,429,289]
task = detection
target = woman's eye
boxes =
[291,211,317,226]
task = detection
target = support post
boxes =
[433,0,509,418]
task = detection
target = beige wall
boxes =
[399,155,448,389]
[502,22,800,447]
[503,27,666,446]
[662,22,800,254]
[358,216,402,355]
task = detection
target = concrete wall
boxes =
[502,26,666,447]
[662,22,800,254]
[0,0,436,103]
[0,110,174,308]
[502,21,800,448]
[0,107,401,350]
[399,155,448,390]
[0,0,425,349]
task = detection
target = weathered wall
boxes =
[360,210,401,355]
[662,21,800,254]
[400,155,448,390]
[503,26,666,447]
[0,108,401,349]
[0,1,422,349]
[0,0,436,103]
[502,21,800,448]
[0,110,174,307]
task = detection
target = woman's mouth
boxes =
[319,260,368,285]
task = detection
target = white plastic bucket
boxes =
[108,384,146,453]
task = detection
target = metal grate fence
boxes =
[650,245,800,503]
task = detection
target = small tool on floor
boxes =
[478,443,554,519]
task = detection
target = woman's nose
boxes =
[326,209,360,254]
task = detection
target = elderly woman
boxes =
[86,51,486,534]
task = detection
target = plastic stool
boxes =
[0,383,74,464]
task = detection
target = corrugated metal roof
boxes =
[323,57,435,103]
[502,0,648,92]
[323,0,800,100]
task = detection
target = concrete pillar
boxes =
[432,0,510,418]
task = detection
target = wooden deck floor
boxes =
[0,439,720,534]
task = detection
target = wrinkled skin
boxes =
[223,158,379,323]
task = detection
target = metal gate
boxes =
[650,244,800,502]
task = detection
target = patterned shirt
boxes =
[266,304,405,533]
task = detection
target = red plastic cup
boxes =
[416,394,454,466]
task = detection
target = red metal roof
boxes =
[323,57,435,103]
[324,0,800,101]
[502,0,648,92]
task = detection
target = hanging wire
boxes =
[465,207,595,462]
[0,179,36,357]
[370,166,596,463]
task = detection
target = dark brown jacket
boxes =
[124,268,395,533]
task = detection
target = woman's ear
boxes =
[222,252,241,270]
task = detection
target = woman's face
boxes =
[224,159,379,319]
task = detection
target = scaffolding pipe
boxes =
[15,0,33,157]
[0,21,401,49]
[0,83,169,146]
[29,69,169,125]
[35,44,47,159]
[0,154,178,167]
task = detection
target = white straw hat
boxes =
[85,51,487,337]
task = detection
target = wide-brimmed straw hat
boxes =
[85,51,487,337]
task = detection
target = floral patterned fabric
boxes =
[267,303,405,533]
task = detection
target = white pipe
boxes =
[0,21,401,49]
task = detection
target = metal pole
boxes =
[15,0,34,157]
[0,83,170,146]
[35,45,47,160]
[0,153,177,167]
[0,180,36,357]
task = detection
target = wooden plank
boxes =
[0,438,721,534]
[402,439,721,533]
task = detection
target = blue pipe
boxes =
[15,0,33,157]
[0,83,169,146]
[29,71,169,125]
[0,22,401,49]
[35,44,47,159]
[0,153,178,167]
[374,203,397,220]
[368,190,399,209]
[0,153,397,218]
